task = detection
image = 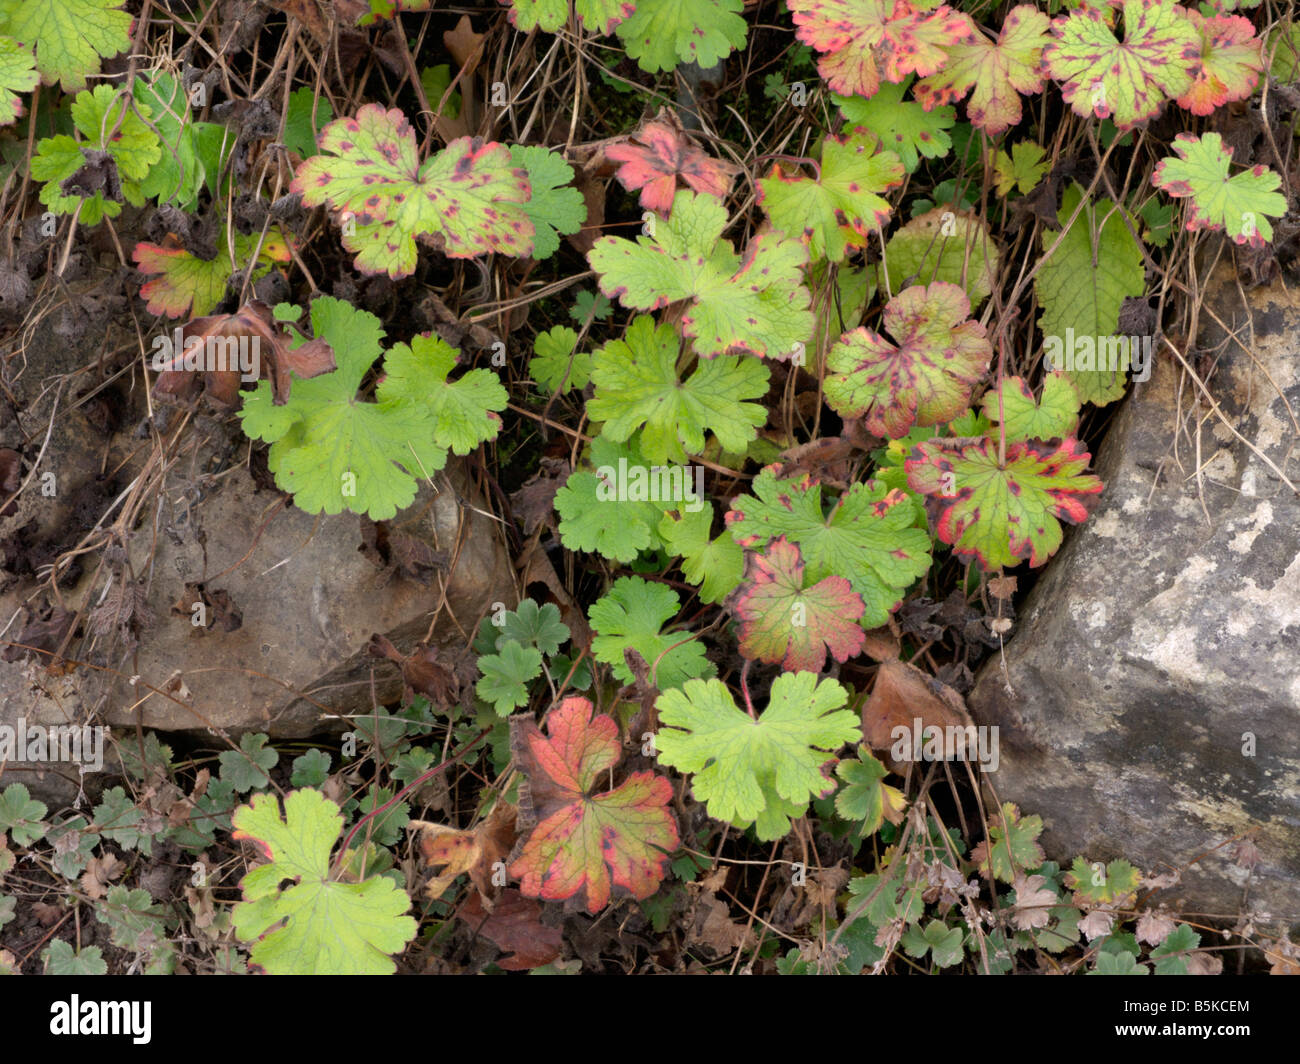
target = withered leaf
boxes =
[457,887,562,971]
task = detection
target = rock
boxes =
[969,263,1300,925]
[83,456,510,738]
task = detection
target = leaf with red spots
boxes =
[726,467,931,627]
[509,697,679,914]
[502,0,634,36]
[834,80,954,174]
[588,188,813,360]
[758,129,903,262]
[730,537,867,672]
[133,228,292,319]
[1043,0,1200,131]
[292,104,533,278]
[912,4,1051,135]
[904,436,1103,571]
[824,281,992,439]
[1176,11,1262,115]
[787,0,975,98]
[1152,132,1285,248]
[606,109,739,214]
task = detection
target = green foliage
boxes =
[43,940,108,975]
[589,576,713,689]
[530,325,592,392]
[219,733,279,793]
[834,81,954,173]
[476,640,544,714]
[239,297,505,520]
[727,468,932,628]
[510,145,586,260]
[588,189,813,360]
[31,84,161,225]
[655,672,860,840]
[615,0,747,74]
[0,783,47,845]
[0,0,130,90]
[231,789,418,975]
[587,315,770,463]
[1035,184,1146,405]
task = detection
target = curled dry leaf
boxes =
[153,299,336,408]
[414,801,518,902]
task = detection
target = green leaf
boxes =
[615,0,747,74]
[42,940,108,975]
[1065,857,1142,907]
[554,435,668,562]
[511,145,586,260]
[530,325,592,392]
[95,885,170,952]
[292,104,533,277]
[658,505,744,605]
[759,129,904,260]
[588,315,770,463]
[1043,0,1200,131]
[47,816,99,879]
[992,140,1049,196]
[834,746,907,837]
[219,733,279,793]
[0,0,130,91]
[588,189,813,360]
[589,576,713,690]
[0,783,47,845]
[1035,183,1146,406]
[824,281,992,439]
[0,37,38,126]
[881,207,999,309]
[476,639,544,715]
[133,72,218,207]
[495,599,571,657]
[974,802,1046,883]
[231,789,418,975]
[1089,950,1149,975]
[726,468,932,627]
[92,786,154,854]
[901,919,965,968]
[239,298,493,520]
[1152,131,1287,248]
[906,436,1104,571]
[283,87,334,158]
[378,333,508,455]
[352,787,410,847]
[834,81,954,174]
[982,372,1081,442]
[1150,924,1201,975]
[291,749,333,788]
[913,4,1051,135]
[655,672,861,841]
[506,0,636,35]
[732,537,867,672]
[30,85,161,225]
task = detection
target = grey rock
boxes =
[969,263,1300,925]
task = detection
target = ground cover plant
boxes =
[0,0,1297,977]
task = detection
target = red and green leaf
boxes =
[1152,131,1287,247]
[292,104,533,278]
[606,110,739,214]
[509,697,679,914]
[133,229,293,319]
[1043,0,1200,131]
[1177,11,1262,116]
[914,4,1051,135]
[905,436,1103,571]
[824,281,991,438]
[788,0,975,98]
[758,130,904,262]
[731,537,867,672]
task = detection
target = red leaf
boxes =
[605,110,738,214]
[509,697,678,914]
